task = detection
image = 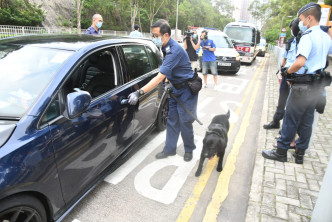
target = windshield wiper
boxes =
[0,116,20,121]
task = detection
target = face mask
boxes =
[96,22,102,29]
[192,34,197,39]
[299,17,309,33]
[152,36,164,47]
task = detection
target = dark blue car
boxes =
[0,35,169,222]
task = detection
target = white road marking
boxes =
[134,136,203,204]
[219,101,243,123]
[197,97,214,118]
[217,77,249,94]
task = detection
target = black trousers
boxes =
[273,76,290,122]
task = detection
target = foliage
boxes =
[0,0,45,26]
[76,0,234,32]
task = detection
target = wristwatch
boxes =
[138,89,145,96]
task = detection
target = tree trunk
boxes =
[76,0,85,34]
[148,0,165,32]
[130,0,139,31]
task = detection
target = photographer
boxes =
[183,30,201,70]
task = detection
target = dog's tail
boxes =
[226,109,230,119]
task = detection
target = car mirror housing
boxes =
[66,91,91,119]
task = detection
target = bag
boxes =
[186,71,202,95]
[316,88,326,114]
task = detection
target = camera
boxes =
[184,30,194,40]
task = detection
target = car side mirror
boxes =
[66,91,91,119]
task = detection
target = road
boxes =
[62,55,269,222]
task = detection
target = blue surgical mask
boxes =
[152,36,164,47]
[192,34,197,39]
[299,19,308,33]
[96,22,102,29]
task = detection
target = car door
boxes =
[119,44,161,140]
[48,46,135,204]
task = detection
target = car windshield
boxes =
[208,35,233,48]
[0,45,73,118]
[259,39,266,46]
[225,27,254,43]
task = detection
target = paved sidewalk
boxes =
[246,52,332,221]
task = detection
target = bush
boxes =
[0,0,45,26]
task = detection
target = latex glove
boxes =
[164,82,171,92]
[128,90,140,105]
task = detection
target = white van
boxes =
[196,28,241,74]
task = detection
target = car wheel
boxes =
[156,95,169,131]
[262,52,265,57]
[0,195,47,222]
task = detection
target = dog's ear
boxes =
[226,109,230,119]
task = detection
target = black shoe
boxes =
[155,151,176,159]
[292,148,305,164]
[262,148,287,162]
[184,152,193,162]
[263,120,280,129]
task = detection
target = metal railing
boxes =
[0,25,151,39]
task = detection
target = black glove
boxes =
[281,67,288,76]
[128,90,140,105]
[164,82,171,92]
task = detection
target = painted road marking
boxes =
[134,136,203,204]
[203,58,267,221]
[177,57,267,222]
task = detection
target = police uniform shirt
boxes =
[85,26,100,35]
[284,38,297,68]
[200,39,216,62]
[159,38,193,85]
[129,30,143,38]
[296,25,330,74]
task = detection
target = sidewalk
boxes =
[245,53,332,221]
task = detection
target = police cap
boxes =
[297,2,321,17]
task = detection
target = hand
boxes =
[128,90,140,105]
[164,82,171,92]
[281,67,288,76]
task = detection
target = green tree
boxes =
[0,0,45,26]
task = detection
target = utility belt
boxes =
[285,73,315,85]
[172,82,187,89]
[171,72,202,94]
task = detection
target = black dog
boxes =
[195,110,230,177]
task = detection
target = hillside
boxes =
[30,0,75,28]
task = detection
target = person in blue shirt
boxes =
[85,14,103,35]
[200,31,218,90]
[127,19,198,162]
[129,24,143,38]
[263,18,300,130]
[262,3,331,164]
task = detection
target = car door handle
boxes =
[121,99,129,104]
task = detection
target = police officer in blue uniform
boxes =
[263,18,300,130]
[85,14,103,35]
[262,3,331,164]
[127,19,198,162]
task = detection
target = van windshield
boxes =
[224,27,254,43]
[208,35,233,48]
[0,45,73,118]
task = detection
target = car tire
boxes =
[0,194,47,222]
[156,95,169,131]
[261,52,265,57]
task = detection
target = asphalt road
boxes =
[62,55,269,222]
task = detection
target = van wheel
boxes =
[156,95,169,131]
[0,195,47,222]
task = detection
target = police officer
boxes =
[262,3,331,164]
[127,19,198,162]
[263,18,300,130]
[85,14,103,35]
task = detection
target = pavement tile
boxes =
[276,196,300,207]
[275,202,288,220]
[261,214,286,222]
[288,205,312,217]
[299,194,313,210]
[261,205,276,217]
[264,186,286,197]
[286,184,298,199]
[288,213,302,222]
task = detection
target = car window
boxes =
[0,45,73,118]
[145,46,158,70]
[63,48,117,99]
[40,95,61,125]
[121,45,152,79]
[209,35,233,48]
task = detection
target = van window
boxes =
[121,45,152,79]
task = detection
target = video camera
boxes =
[184,30,194,40]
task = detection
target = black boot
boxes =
[293,148,305,164]
[262,148,287,162]
[263,120,280,129]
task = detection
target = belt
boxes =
[172,82,186,89]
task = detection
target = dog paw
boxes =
[195,170,201,177]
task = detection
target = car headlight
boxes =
[236,53,240,61]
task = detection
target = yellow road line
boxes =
[177,57,268,222]
[203,58,267,222]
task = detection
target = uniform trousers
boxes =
[277,86,316,150]
[163,85,198,154]
[273,76,290,122]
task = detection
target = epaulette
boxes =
[301,30,312,36]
